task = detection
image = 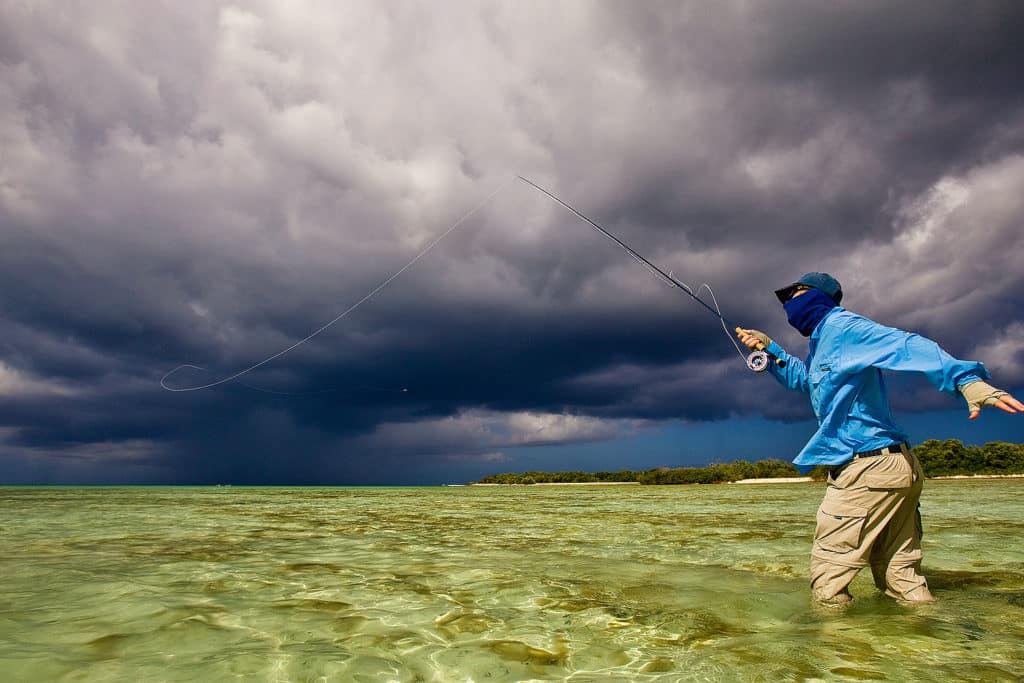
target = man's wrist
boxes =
[955,374,984,390]
[766,340,786,357]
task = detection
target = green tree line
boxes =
[474,440,1024,485]
[913,439,1024,476]
[477,469,642,485]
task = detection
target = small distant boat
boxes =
[444,484,466,487]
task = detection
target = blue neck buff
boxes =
[783,288,837,337]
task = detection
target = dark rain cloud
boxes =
[2,1,1023,483]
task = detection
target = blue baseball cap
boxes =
[774,272,843,304]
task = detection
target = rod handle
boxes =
[736,327,787,369]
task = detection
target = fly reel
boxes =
[745,350,770,372]
[745,349,786,372]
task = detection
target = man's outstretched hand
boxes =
[960,380,1024,420]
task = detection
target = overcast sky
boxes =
[2,1,1023,484]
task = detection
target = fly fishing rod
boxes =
[161,180,511,392]
[517,175,784,372]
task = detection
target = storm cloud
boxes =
[2,1,1023,483]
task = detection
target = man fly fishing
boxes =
[516,178,1022,604]
[736,273,1023,604]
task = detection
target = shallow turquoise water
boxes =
[1,481,1022,681]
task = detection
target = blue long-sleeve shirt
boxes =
[765,307,988,472]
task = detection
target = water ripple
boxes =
[1,482,1022,680]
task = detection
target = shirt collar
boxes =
[810,306,843,340]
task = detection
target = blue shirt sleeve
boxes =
[765,340,810,393]
[836,315,989,394]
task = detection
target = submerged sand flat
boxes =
[1,481,1022,681]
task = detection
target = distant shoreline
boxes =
[469,481,641,487]
[469,479,807,486]
[468,473,1024,487]
[930,473,1024,480]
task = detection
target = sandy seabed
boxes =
[3,483,1023,681]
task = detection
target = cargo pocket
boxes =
[815,500,869,553]
[865,471,913,490]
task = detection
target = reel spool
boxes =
[745,350,770,372]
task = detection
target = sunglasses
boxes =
[785,286,811,302]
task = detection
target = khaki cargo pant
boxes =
[810,446,931,601]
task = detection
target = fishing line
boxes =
[216,372,407,397]
[161,179,510,392]
[516,175,780,372]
